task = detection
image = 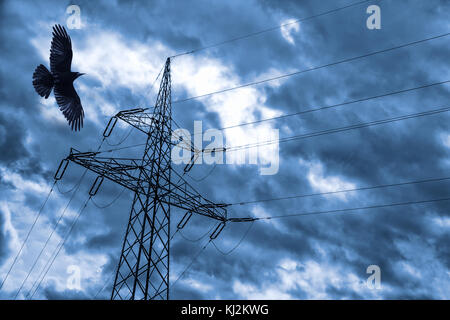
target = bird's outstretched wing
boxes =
[54,81,84,131]
[50,24,72,73]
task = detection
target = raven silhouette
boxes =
[32,24,85,131]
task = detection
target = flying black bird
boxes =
[32,24,85,131]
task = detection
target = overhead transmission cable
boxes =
[29,195,92,300]
[228,196,450,222]
[229,175,450,206]
[0,181,56,291]
[170,0,373,58]
[100,79,450,157]
[105,127,134,147]
[171,237,212,290]
[175,79,450,143]
[20,138,106,299]
[178,223,218,243]
[223,104,450,153]
[15,169,88,300]
[136,64,165,112]
[172,32,450,104]
[94,104,450,161]
[212,221,255,256]
[164,104,450,163]
[211,80,450,132]
[106,62,164,147]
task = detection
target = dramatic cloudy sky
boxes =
[0,0,449,300]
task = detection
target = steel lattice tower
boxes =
[111,58,173,300]
[59,58,228,300]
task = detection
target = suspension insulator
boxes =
[89,175,104,196]
[210,222,226,240]
[103,116,118,138]
[117,108,146,116]
[177,211,193,230]
[54,159,69,181]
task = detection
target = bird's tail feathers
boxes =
[32,64,54,99]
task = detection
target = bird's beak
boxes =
[77,73,86,78]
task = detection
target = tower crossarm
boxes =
[169,170,228,221]
[66,148,227,221]
[168,186,227,221]
[106,108,196,153]
[66,148,145,194]
[115,108,160,135]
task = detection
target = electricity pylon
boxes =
[58,58,228,300]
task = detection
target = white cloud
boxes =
[233,280,292,299]
[172,54,284,168]
[0,165,108,298]
[300,160,356,201]
[0,167,50,196]
[233,258,382,299]
[432,216,450,228]
[441,133,450,148]
[0,203,20,261]
[181,278,213,293]
[280,19,300,45]
[394,236,450,298]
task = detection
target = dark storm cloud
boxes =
[0,113,29,167]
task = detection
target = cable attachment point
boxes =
[103,116,118,138]
[210,222,226,240]
[54,159,69,181]
[116,108,147,117]
[89,175,104,196]
[177,211,193,230]
[203,147,226,154]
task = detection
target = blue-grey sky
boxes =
[0,0,449,300]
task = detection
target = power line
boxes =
[16,169,88,300]
[0,181,55,291]
[216,80,450,131]
[229,175,450,206]
[172,79,450,142]
[137,63,165,111]
[105,127,133,147]
[102,79,450,156]
[29,196,92,300]
[170,0,372,58]
[152,104,450,164]
[178,223,218,243]
[171,238,212,290]
[91,188,127,209]
[97,143,147,154]
[212,221,254,255]
[21,140,106,299]
[224,104,450,153]
[98,79,450,156]
[93,271,115,300]
[228,196,450,222]
[172,32,450,104]
[99,100,439,158]
[187,163,218,182]
[56,179,80,194]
